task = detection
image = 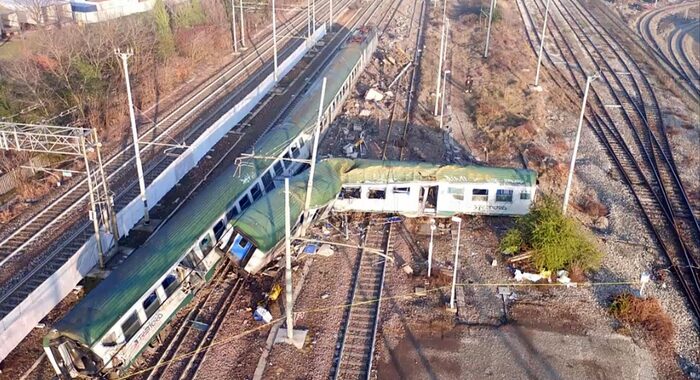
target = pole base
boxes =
[445,303,458,313]
[274,328,308,349]
[530,85,543,92]
[133,219,162,233]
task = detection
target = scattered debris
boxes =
[321,293,330,300]
[254,307,273,323]
[365,88,385,102]
[414,287,427,296]
[514,269,542,283]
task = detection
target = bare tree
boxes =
[10,0,60,27]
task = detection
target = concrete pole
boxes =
[439,70,450,130]
[312,0,316,32]
[428,219,436,277]
[484,0,497,58]
[93,129,119,239]
[81,137,105,269]
[231,0,238,52]
[272,0,279,81]
[533,0,552,88]
[284,178,293,340]
[434,0,448,116]
[116,49,149,225]
[450,216,462,309]
[303,78,327,233]
[329,0,333,32]
[563,75,595,214]
[239,0,245,48]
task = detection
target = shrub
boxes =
[499,196,602,271]
[610,293,674,344]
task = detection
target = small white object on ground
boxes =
[491,259,497,267]
[514,269,542,282]
[365,88,385,102]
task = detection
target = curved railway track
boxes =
[333,1,425,378]
[635,1,700,96]
[0,0,351,319]
[517,0,700,320]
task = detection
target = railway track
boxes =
[517,0,700,319]
[332,2,425,378]
[0,0,350,319]
[139,263,243,380]
[333,216,393,380]
[635,2,700,96]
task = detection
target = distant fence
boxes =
[0,155,54,197]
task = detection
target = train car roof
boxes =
[233,158,537,252]
[49,32,377,347]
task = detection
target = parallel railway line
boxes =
[517,0,700,319]
[636,2,700,96]
[0,0,349,319]
[84,1,411,378]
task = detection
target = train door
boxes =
[419,186,438,214]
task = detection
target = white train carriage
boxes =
[217,158,538,274]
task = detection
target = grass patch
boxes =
[500,196,603,272]
[609,293,674,344]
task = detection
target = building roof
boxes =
[48,31,376,348]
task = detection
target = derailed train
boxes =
[217,158,537,274]
[43,28,378,378]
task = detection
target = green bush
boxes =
[499,196,602,271]
[153,0,175,58]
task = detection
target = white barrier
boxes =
[0,25,326,362]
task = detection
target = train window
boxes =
[520,191,531,200]
[262,171,275,192]
[447,187,465,201]
[339,187,361,199]
[291,145,301,158]
[120,311,142,342]
[368,188,386,199]
[239,195,252,211]
[283,152,291,163]
[496,189,513,203]
[162,274,179,298]
[142,291,161,319]
[393,187,410,195]
[238,236,250,249]
[472,189,489,202]
[274,161,285,176]
[213,220,226,239]
[199,236,213,254]
[251,183,263,201]
[226,205,239,221]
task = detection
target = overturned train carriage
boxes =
[43,28,378,378]
[218,158,538,274]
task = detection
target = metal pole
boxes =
[439,70,450,130]
[450,216,461,309]
[303,78,327,234]
[534,0,551,88]
[329,0,333,32]
[239,0,245,48]
[231,0,238,52]
[93,129,119,238]
[116,49,150,225]
[312,0,316,31]
[82,137,105,269]
[484,0,497,58]
[434,0,448,116]
[563,75,594,214]
[272,0,279,81]
[284,178,294,340]
[428,219,435,277]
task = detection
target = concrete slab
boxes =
[274,328,308,350]
[131,218,162,233]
